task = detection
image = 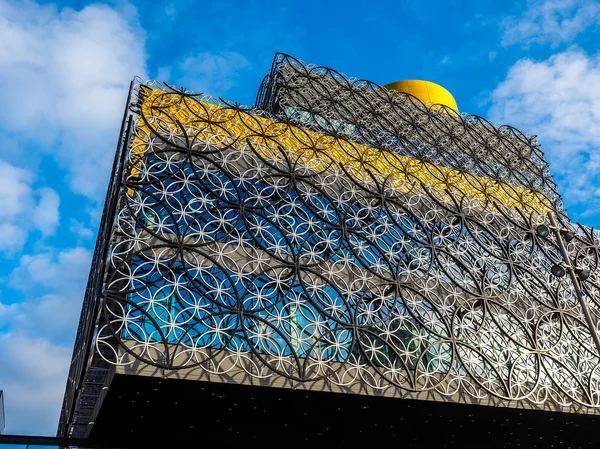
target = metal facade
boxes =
[59,54,600,440]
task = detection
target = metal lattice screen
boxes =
[83,80,600,413]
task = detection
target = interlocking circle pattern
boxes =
[81,60,600,414]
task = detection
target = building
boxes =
[58,53,600,448]
[0,391,4,435]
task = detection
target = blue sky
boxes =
[0,0,599,436]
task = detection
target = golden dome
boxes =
[384,80,458,112]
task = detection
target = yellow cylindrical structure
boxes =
[385,80,458,112]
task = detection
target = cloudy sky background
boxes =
[0,0,599,435]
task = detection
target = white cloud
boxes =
[489,50,600,219]
[501,0,600,46]
[69,218,94,241]
[0,223,28,252]
[8,247,92,334]
[6,293,83,341]
[0,246,92,433]
[157,51,250,97]
[0,0,147,198]
[32,187,60,236]
[10,247,91,295]
[0,160,60,252]
[0,300,19,325]
[0,333,71,434]
[0,160,32,220]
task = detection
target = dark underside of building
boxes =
[86,373,600,448]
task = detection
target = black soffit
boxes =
[88,374,600,449]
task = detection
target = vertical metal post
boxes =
[548,212,600,356]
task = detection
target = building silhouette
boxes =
[0,391,5,435]
[58,53,600,448]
